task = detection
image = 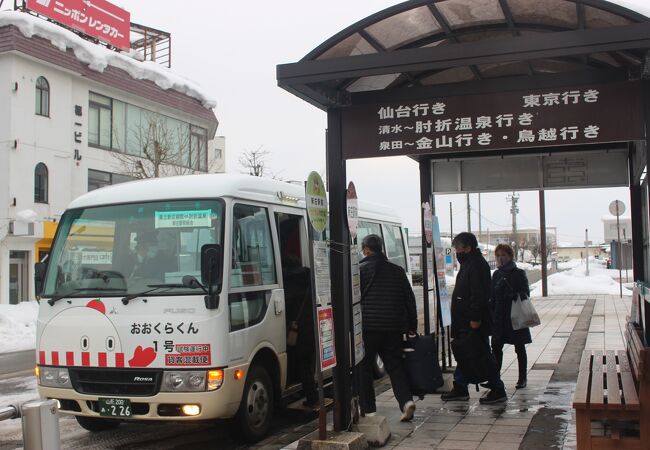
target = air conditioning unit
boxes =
[9,221,35,236]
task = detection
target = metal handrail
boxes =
[0,404,20,421]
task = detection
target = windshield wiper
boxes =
[121,283,190,305]
[121,277,208,305]
[48,287,126,306]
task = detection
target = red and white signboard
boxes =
[27,0,130,50]
[317,306,336,371]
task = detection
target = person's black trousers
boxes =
[360,331,412,413]
[492,339,528,381]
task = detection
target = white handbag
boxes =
[511,295,541,330]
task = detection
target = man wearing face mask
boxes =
[441,232,507,404]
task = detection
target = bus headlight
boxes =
[161,371,206,392]
[39,367,72,388]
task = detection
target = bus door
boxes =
[274,210,310,386]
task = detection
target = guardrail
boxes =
[0,400,61,450]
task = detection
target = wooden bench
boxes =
[573,322,650,449]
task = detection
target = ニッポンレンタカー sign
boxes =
[27,0,130,50]
[341,81,644,160]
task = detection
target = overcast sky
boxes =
[117,0,649,244]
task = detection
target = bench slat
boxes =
[620,370,640,411]
[619,349,632,372]
[579,350,592,372]
[606,350,623,409]
[574,369,591,409]
[591,351,605,406]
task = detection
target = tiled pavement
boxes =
[273,295,632,450]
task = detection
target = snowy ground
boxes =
[0,302,38,354]
[530,258,631,297]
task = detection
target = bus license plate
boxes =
[98,398,131,417]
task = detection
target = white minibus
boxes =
[34,174,410,441]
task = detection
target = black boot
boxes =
[441,382,469,401]
[479,388,507,404]
[516,346,528,389]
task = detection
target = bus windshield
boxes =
[42,199,224,298]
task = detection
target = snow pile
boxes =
[15,209,37,222]
[558,259,588,271]
[531,260,631,297]
[0,301,39,353]
[0,11,216,109]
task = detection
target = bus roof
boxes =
[68,173,402,224]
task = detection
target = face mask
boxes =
[497,256,511,268]
[456,251,470,264]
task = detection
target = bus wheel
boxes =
[236,365,274,442]
[75,416,120,432]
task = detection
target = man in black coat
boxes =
[359,234,418,422]
[441,232,507,404]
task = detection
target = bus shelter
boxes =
[277,0,650,430]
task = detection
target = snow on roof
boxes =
[0,11,216,109]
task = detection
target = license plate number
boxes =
[98,398,131,417]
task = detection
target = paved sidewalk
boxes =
[274,295,631,450]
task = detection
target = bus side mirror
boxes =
[201,244,223,309]
[34,261,47,299]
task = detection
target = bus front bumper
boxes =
[38,383,244,421]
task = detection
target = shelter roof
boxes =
[277,0,650,109]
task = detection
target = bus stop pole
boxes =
[326,108,352,431]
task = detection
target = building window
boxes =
[190,125,208,171]
[35,76,50,117]
[88,169,133,191]
[34,163,48,203]
[88,91,208,171]
[88,92,112,149]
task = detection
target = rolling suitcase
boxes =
[403,335,444,397]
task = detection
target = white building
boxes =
[602,214,632,243]
[0,12,222,304]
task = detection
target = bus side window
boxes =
[381,223,408,272]
[230,204,277,288]
[357,220,382,257]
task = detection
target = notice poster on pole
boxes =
[318,306,337,371]
[313,241,331,306]
[350,244,364,365]
[348,181,364,365]
[432,216,452,327]
[427,246,436,330]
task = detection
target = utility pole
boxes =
[478,193,482,244]
[507,192,520,259]
[449,202,454,241]
[585,228,590,276]
[466,193,471,233]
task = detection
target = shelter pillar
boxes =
[420,160,432,335]
[539,190,548,297]
[629,143,645,282]
[326,108,352,431]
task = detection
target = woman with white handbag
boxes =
[490,244,534,389]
